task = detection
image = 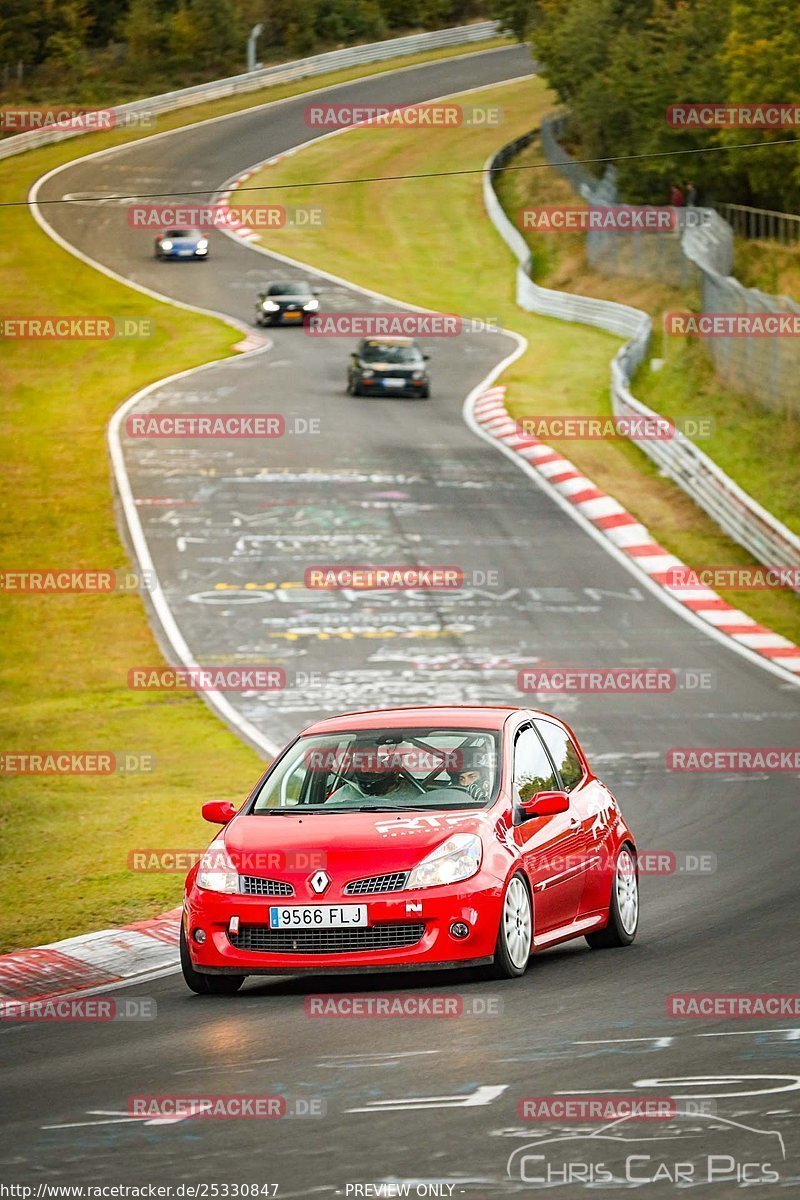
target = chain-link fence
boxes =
[540,115,799,415]
[484,137,800,578]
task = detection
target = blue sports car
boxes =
[154,228,208,260]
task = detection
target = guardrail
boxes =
[715,202,800,245]
[0,21,503,162]
[484,134,800,580]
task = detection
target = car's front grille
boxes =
[344,871,409,895]
[228,923,425,954]
[240,876,294,897]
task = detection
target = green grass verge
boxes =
[0,37,511,953]
[240,78,800,644]
[734,237,800,300]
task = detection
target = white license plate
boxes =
[382,378,405,387]
[269,905,368,929]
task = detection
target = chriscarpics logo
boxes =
[505,1109,786,1187]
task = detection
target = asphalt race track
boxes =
[3,45,800,1196]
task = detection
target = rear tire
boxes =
[180,923,245,995]
[585,845,638,949]
[490,873,532,979]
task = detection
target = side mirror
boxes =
[519,789,570,818]
[202,800,236,825]
[313,288,321,296]
[423,352,431,360]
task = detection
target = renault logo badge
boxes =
[309,869,331,895]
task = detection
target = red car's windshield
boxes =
[251,727,500,813]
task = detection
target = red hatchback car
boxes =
[181,706,638,993]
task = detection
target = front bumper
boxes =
[184,875,503,975]
[261,308,307,325]
[357,376,427,396]
[161,248,207,258]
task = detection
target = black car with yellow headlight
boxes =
[347,337,430,398]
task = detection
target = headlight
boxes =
[261,300,280,311]
[196,238,208,251]
[196,839,239,893]
[360,368,374,378]
[161,240,173,250]
[412,370,424,379]
[302,299,319,311]
[406,833,482,889]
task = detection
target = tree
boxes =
[490,0,536,43]
[43,0,92,70]
[120,0,168,70]
[720,0,800,208]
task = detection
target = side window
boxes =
[513,727,558,803]
[535,721,584,792]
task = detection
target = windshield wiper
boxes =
[256,806,328,814]
[340,804,479,813]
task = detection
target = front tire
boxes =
[180,923,245,995]
[585,845,639,949]
[490,873,532,978]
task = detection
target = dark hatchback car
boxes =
[347,337,430,398]
[255,281,320,326]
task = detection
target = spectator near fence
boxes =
[670,183,685,207]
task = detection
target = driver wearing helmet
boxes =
[444,745,492,803]
[455,767,490,803]
[325,746,416,805]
